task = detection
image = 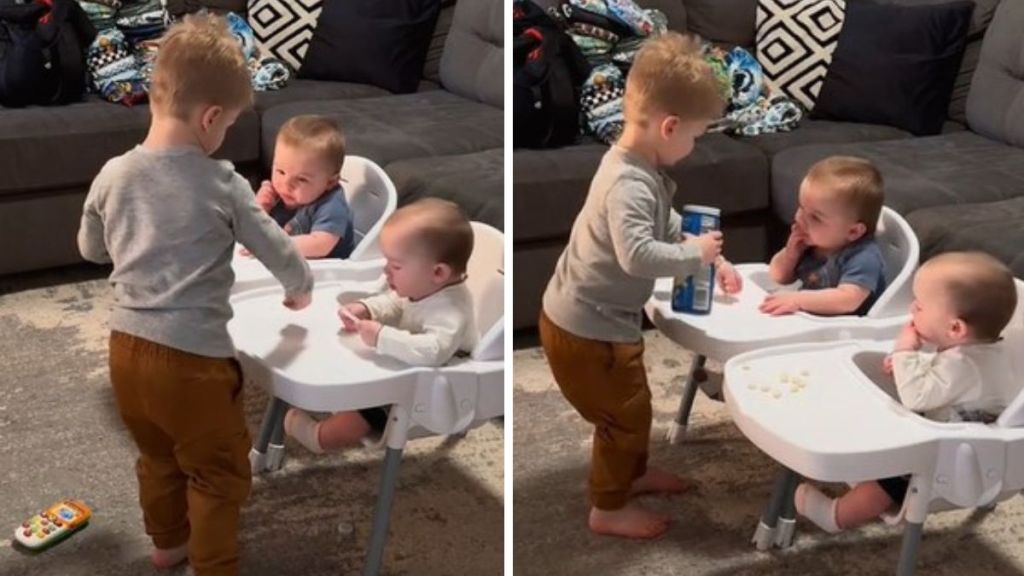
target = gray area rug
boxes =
[514,333,1024,576]
[0,270,502,576]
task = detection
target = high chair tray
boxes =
[230,244,386,294]
[228,263,502,416]
[723,339,1024,483]
[645,264,908,360]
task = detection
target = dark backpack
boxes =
[513,0,590,149]
[0,0,96,108]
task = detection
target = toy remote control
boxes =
[13,499,91,551]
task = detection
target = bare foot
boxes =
[151,543,188,570]
[589,505,670,539]
[630,466,694,496]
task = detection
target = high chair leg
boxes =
[897,521,923,576]
[364,446,403,576]
[250,397,289,474]
[266,404,287,471]
[774,477,799,548]
[667,354,706,444]
[753,466,800,551]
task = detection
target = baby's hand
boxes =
[255,180,278,212]
[337,303,370,332]
[716,259,742,294]
[685,230,723,265]
[786,222,809,254]
[882,354,894,376]
[238,246,253,258]
[356,319,382,348]
[283,291,312,311]
[894,320,921,352]
[759,292,802,315]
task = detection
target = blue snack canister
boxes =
[671,204,721,314]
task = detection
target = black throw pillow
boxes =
[812,0,973,136]
[298,0,441,94]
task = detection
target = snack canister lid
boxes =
[682,204,721,217]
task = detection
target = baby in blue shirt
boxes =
[250,114,354,259]
[763,156,887,316]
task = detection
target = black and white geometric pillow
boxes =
[755,0,846,111]
[247,0,323,71]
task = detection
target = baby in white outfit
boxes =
[797,251,1020,532]
[285,198,478,451]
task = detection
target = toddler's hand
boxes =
[283,291,312,311]
[337,303,370,332]
[357,319,382,348]
[686,230,723,265]
[882,354,894,376]
[894,320,921,352]
[759,292,802,316]
[716,259,743,294]
[238,246,253,258]
[255,180,278,212]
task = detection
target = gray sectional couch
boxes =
[513,0,1018,331]
[0,0,503,277]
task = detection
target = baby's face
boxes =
[909,264,963,348]
[379,225,455,301]
[793,178,866,251]
[271,142,338,208]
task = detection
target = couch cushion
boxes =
[0,98,258,196]
[385,149,503,229]
[641,0,689,31]
[514,133,768,243]
[253,79,388,112]
[298,0,441,94]
[743,119,911,158]
[684,0,755,47]
[906,196,1024,276]
[966,0,1024,147]
[811,0,973,136]
[873,0,1001,124]
[440,0,502,108]
[260,90,503,168]
[424,1,457,83]
[770,131,1024,223]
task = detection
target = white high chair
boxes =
[645,206,920,443]
[342,156,398,261]
[722,279,1024,576]
[228,222,504,576]
[231,156,397,292]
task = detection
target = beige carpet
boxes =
[0,269,502,576]
[514,332,1024,576]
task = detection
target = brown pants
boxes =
[109,331,252,576]
[538,312,651,510]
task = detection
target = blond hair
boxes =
[386,198,474,274]
[277,115,347,174]
[623,32,725,125]
[149,13,253,120]
[807,156,885,235]
[925,252,1017,341]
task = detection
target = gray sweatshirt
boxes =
[78,145,313,358]
[542,146,703,342]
